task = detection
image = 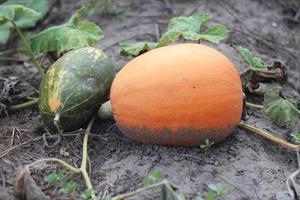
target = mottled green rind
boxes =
[39,47,115,131]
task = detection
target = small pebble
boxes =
[272,22,278,28]
[228,156,235,162]
[275,191,292,200]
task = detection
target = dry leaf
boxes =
[14,166,50,200]
[241,60,287,96]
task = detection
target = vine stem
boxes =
[112,179,172,200]
[245,102,263,109]
[27,117,97,200]
[27,157,81,173]
[8,98,39,111]
[80,117,96,199]
[8,19,45,79]
[0,76,8,81]
[238,121,300,151]
[286,168,300,200]
[0,49,14,56]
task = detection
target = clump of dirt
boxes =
[0,0,299,199]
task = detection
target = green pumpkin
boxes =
[39,47,115,131]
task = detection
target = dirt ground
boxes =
[1,0,300,199]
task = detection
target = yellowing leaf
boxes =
[263,86,300,126]
[30,7,103,55]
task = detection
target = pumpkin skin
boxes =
[39,47,115,131]
[110,44,243,146]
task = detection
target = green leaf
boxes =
[291,132,300,144]
[3,0,48,28]
[237,46,268,72]
[119,13,229,56]
[208,183,233,196]
[120,42,159,57]
[194,196,205,200]
[80,188,94,200]
[0,23,11,43]
[200,139,215,150]
[0,0,48,44]
[30,7,103,55]
[143,171,163,185]
[198,24,229,44]
[0,4,40,22]
[44,171,62,185]
[204,191,218,200]
[159,13,211,45]
[104,195,112,200]
[58,182,80,195]
[263,86,300,126]
[0,4,23,20]
[161,180,186,200]
[0,15,5,25]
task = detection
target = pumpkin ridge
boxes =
[40,109,55,116]
[58,91,75,114]
[60,92,97,114]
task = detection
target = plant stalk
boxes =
[238,121,300,151]
[112,179,169,200]
[0,49,14,56]
[80,117,96,199]
[245,102,263,109]
[27,117,97,199]
[0,76,8,81]
[27,157,81,173]
[9,19,45,79]
[53,113,61,132]
[8,98,39,111]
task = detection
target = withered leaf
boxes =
[240,60,287,96]
[14,166,50,200]
[253,60,287,83]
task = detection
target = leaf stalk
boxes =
[8,19,45,79]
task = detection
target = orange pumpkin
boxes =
[110,43,243,146]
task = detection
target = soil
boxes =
[1,0,300,199]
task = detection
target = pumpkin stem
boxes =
[238,121,300,151]
[98,100,113,119]
[53,113,61,132]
